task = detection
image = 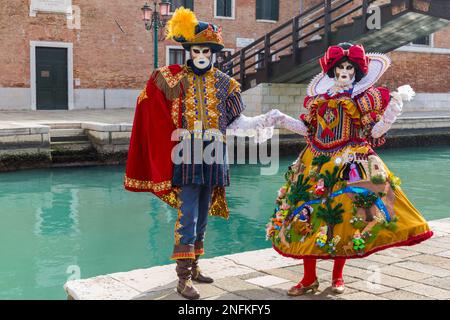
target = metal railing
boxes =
[224,0,381,88]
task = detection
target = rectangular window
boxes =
[256,0,279,21]
[169,48,186,65]
[171,0,194,12]
[216,0,233,18]
[411,35,431,46]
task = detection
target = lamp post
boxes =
[141,1,171,69]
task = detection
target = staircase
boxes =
[47,123,97,163]
[226,0,450,91]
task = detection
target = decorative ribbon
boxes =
[287,186,391,222]
[319,44,370,75]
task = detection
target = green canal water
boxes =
[1,145,449,299]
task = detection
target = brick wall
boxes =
[380,51,450,93]
[0,0,448,108]
[0,0,302,90]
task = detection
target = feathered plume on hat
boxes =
[166,7,224,53]
[166,7,198,43]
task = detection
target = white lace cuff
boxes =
[371,89,406,138]
[227,114,275,144]
[276,113,308,136]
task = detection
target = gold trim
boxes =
[174,209,184,245]
[171,97,182,127]
[180,24,224,49]
[170,252,196,260]
[227,77,241,96]
[160,189,181,209]
[124,175,172,192]
[137,88,148,105]
[160,65,187,88]
[209,187,229,219]
[153,66,189,101]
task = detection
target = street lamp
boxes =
[141,1,171,69]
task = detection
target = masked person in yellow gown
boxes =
[266,43,433,296]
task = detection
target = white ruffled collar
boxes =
[307,53,391,98]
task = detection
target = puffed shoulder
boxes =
[354,86,391,115]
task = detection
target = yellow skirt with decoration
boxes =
[266,144,433,259]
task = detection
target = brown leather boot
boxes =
[176,259,200,300]
[192,255,214,283]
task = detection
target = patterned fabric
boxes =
[301,88,391,156]
[124,63,230,219]
[172,139,230,187]
[355,87,390,130]
[302,93,365,157]
[266,90,432,260]
[173,66,244,187]
[355,86,391,147]
[171,184,212,260]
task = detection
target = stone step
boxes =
[51,136,89,143]
[50,128,88,143]
[44,123,82,130]
[50,128,85,138]
[50,141,92,152]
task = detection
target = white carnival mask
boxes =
[334,60,355,87]
[190,45,212,70]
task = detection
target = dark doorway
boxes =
[36,47,68,110]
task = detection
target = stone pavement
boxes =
[65,218,450,300]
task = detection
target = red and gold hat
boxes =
[166,7,224,53]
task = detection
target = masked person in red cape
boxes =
[124,8,277,300]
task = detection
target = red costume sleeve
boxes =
[355,86,391,147]
[124,74,177,199]
[355,86,391,127]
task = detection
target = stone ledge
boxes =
[81,122,121,132]
[0,123,50,136]
[81,124,127,133]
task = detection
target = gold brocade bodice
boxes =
[183,69,221,131]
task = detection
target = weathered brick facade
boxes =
[0,0,302,90]
[381,49,450,93]
[0,0,448,110]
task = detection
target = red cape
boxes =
[124,65,230,218]
[124,65,184,208]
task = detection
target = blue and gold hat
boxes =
[166,7,224,53]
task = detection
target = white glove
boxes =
[227,113,274,144]
[371,85,415,138]
[397,84,415,102]
[267,109,308,136]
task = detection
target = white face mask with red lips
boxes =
[190,45,212,70]
[334,61,356,87]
